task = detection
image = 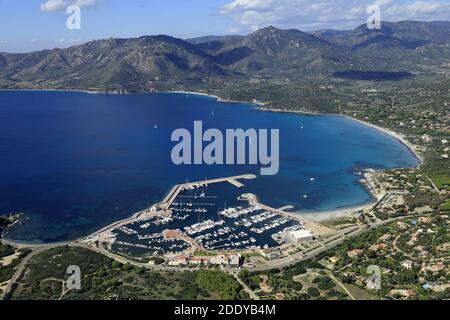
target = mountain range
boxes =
[1,21,449,90]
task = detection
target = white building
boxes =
[168,256,189,266]
[209,253,242,267]
[287,229,314,243]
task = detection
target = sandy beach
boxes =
[168,90,268,106]
[298,202,376,222]
[257,105,423,167]
[258,106,321,116]
[346,116,424,168]
[253,105,423,222]
[296,168,387,222]
[169,90,220,98]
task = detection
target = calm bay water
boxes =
[0,90,419,242]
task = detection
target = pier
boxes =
[159,174,256,210]
[241,193,333,236]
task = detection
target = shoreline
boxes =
[347,116,423,168]
[256,106,423,168]
[167,90,268,107]
[253,106,423,223]
[295,170,381,222]
[0,87,128,95]
[258,106,321,116]
[298,202,376,222]
[2,87,424,166]
[0,87,423,241]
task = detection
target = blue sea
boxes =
[0,90,419,242]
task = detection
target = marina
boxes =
[95,175,313,259]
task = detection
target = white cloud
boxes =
[75,0,97,7]
[220,0,450,31]
[55,38,84,44]
[40,0,67,12]
[40,0,98,12]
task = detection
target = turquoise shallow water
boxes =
[0,90,419,242]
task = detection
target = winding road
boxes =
[1,212,433,300]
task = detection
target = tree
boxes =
[307,287,320,297]
[292,282,303,291]
[196,270,242,300]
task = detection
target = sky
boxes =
[0,0,449,53]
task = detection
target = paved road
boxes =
[1,243,72,300]
[252,213,423,272]
[230,271,260,300]
[0,223,379,300]
[254,226,367,271]
[0,241,200,300]
[1,212,433,300]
